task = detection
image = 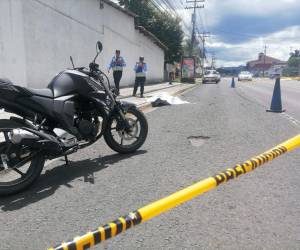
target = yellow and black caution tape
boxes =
[49,134,300,250]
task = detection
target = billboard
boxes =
[181,57,195,82]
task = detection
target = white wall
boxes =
[0,0,165,88]
[0,0,27,85]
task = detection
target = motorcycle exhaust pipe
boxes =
[10,128,63,156]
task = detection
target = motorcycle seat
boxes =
[0,78,13,85]
[27,88,54,98]
[0,78,53,98]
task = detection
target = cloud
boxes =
[188,0,300,66]
[114,0,300,66]
[206,25,300,67]
[202,0,300,26]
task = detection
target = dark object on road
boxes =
[0,41,148,195]
[151,98,171,107]
[267,77,285,113]
[231,77,236,88]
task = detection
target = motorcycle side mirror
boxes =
[70,56,75,69]
[93,41,102,63]
[97,41,103,53]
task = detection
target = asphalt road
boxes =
[236,78,300,124]
[0,79,299,250]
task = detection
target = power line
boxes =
[162,0,190,27]
[196,31,210,72]
[156,0,192,36]
[163,0,177,13]
[184,0,205,55]
[177,2,193,34]
[151,0,174,16]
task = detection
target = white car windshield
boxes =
[240,71,251,75]
[205,70,217,75]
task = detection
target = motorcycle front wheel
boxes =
[104,107,148,154]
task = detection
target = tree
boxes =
[283,49,300,76]
[182,38,201,57]
[290,49,300,58]
[118,0,184,63]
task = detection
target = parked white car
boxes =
[203,70,221,84]
[238,71,253,81]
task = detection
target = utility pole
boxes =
[185,0,204,56]
[197,32,210,75]
[211,53,216,69]
[263,44,267,77]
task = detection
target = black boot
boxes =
[140,82,144,98]
[133,82,138,97]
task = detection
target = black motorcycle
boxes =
[0,41,148,195]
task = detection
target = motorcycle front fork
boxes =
[114,106,131,132]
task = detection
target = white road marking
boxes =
[235,86,300,129]
[280,113,300,129]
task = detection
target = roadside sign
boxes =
[181,56,195,83]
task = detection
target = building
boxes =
[0,0,167,88]
[246,53,286,76]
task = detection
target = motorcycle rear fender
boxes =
[0,118,33,130]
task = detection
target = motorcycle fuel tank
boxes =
[48,70,93,98]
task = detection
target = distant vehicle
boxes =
[269,73,281,79]
[238,71,253,81]
[203,70,221,84]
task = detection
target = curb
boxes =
[119,82,195,100]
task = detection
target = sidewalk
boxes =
[119,82,188,98]
[0,82,196,119]
[119,81,196,109]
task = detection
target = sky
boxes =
[176,0,300,67]
[112,0,300,67]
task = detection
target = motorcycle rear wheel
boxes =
[0,142,45,196]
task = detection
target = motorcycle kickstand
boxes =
[64,155,70,166]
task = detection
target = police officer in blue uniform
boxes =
[133,56,147,98]
[108,50,126,95]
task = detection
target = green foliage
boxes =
[118,0,184,63]
[290,49,300,58]
[183,38,201,57]
[283,49,300,76]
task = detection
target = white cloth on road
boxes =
[147,92,189,106]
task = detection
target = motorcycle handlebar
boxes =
[76,63,112,90]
